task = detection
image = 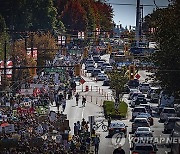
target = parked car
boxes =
[160,107,177,122]
[132,117,150,133]
[108,122,128,137]
[132,107,148,121]
[138,83,150,93]
[164,117,180,133]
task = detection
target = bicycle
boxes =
[93,120,108,132]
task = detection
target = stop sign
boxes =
[135,73,141,79]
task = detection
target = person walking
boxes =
[62,98,66,112]
[75,93,79,106]
[113,145,125,154]
[94,134,100,154]
[82,96,86,107]
[74,123,78,136]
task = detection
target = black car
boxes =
[102,79,110,86]
[127,79,139,88]
[108,122,128,137]
[91,69,101,77]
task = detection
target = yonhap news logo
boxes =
[111,133,126,148]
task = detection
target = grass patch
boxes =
[103,100,128,119]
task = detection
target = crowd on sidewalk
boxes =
[0,51,104,153]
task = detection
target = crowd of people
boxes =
[0,51,102,153]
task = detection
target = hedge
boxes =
[103,100,128,119]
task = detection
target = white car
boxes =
[132,106,147,120]
[96,73,108,81]
[104,66,113,73]
[138,83,150,93]
[135,127,152,133]
[160,107,177,122]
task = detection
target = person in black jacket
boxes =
[113,145,125,154]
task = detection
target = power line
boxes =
[106,2,168,8]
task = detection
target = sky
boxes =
[106,0,170,27]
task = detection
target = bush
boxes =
[103,100,128,119]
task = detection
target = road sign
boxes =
[44,68,64,73]
[80,78,86,84]
[135,73,141,79]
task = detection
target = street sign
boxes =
[135,73,141,79]
[80,78,86,84]
[44,68,64,73]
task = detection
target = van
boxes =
[158,90,174,114]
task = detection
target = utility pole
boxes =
[3,40,7,89]
[31,33,33,57]
[135,0,141,48]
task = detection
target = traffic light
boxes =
[74,64,81,76]
[129,65,135,80]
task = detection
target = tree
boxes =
[145,1,180,95]
[60,0,88,33]
[107,68,128,102]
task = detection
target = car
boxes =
[128,89,141,100]
[101,62,111,70]
[96,73,108,81]
[132,117,150,133]
[138,83,150,93]
[140,104,152,115]
[147,87,161,103]
[104,66,113,73]
[86,65,95,73]
[135,127,152,133]
[128,91,142,100]
[108,122,128,137]
[136,113,154,126]
[130,143,158,154]
[132,107,148,121]
[131,131,154,149]
[96,60,105,68]
[127,79,139,88]
[164,117,180,133]
[91,69,101,77]
[131,96,147,107]
[102,79,110,86]
[160,107,177,122]
[93,55,101,62]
